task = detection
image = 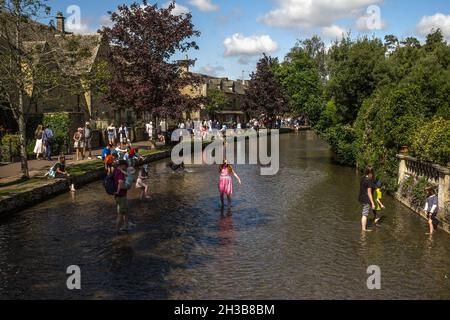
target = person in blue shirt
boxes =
[101,144,112,160]
[42,125,54,161]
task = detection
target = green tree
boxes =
[0,0,52,178]
[204,87,228,117]
[274,48,324,125]
[243,54,289,123]
[295,35,328,81]
[326,36,387,124]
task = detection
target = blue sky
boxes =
[44,0,450,80]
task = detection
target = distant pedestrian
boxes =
[424,186,438,235]
[73,128,85,161]
[358,166,376,232]
[43,125,54,161]
[33,124,45,160]
[107,123,116,146]
[146,122,153,141]
[118,124,128,145]
[83,122,93,160]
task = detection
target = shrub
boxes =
[413,118,450,166]
[323,124,356,165]
[0,134,21,162]
[43,113,71,156]
[315,100,338,132]
[400,175,414,198]
[410,178,432,208]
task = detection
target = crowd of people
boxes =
[33,122,94,162]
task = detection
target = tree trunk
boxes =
[18,91,29,178]
[12,7,29,178]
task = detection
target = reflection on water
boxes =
[0,132,449,300]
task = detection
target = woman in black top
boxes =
[55,155,76,192]
[359,166,376,232]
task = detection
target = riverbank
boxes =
[0,146,173,218]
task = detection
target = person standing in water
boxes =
[424,186,438,235]
[358,166,376,232]
[218,160,242,209]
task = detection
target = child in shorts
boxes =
[373,180,385,224]
[136,165,151,200]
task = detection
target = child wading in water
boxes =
[136,165,151,200]
[424,186,438,235]
[218,159,242,208]
[373,180,385,225]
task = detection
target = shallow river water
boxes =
[0,132,449,299]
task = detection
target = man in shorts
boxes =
[358,166,376,232]
[83,122,93,160]
[114,160,129,233]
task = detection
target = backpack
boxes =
[104,173,116,195]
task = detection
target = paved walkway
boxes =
[0,140,156,185]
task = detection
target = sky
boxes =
[43,0,450,80]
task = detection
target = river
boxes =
[0,131,449,299]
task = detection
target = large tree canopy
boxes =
[274,47,324,124]
[243,54,289,122]
[100,0,202,118]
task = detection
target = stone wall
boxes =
[396,154,450,233]
[0,149,172,218]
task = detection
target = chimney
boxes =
[56,12,65,33]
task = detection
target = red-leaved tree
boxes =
[100,1,202,119]
[243,54,290,124]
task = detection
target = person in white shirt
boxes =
[424,186,439,235]
[146,122,153,141]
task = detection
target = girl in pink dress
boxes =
[218,160,242,208]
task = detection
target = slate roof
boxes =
[1,12,105,76]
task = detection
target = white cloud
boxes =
[198,64,225,76]
[164,1,190,16]
[188,0,219,12]
[66,17,97,35]
[322,25,348,38]
[224,33,279,57]
[417,13,450,41]
[99,15,113,27]
[260,0,383,28]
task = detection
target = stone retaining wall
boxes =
[396,154,450,234]
[0,149,172,218]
